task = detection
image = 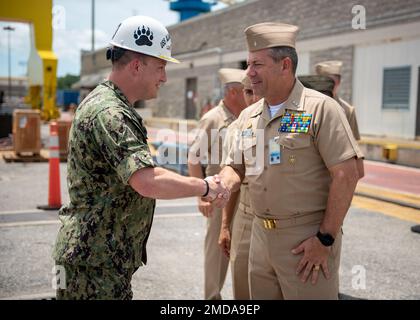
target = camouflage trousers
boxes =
[55,263,135,300]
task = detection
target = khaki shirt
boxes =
[224,80,363,219]
[190,100,236,177]
[337,97,361,140]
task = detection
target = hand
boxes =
[202,175,230,208]
[218,226,231,258]
[291,236,331,285]
[198,197,213,217]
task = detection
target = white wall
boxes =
[353,38,420,139]
[296,52,310,76]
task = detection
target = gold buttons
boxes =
[263,219,276,229]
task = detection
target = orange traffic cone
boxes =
[37,121,62,210]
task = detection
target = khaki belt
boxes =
[255,211,324,230]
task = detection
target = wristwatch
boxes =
[316,231,335,247]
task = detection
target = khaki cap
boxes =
[218,68,246,86]
[241,76,252,89]
[244,22,299,51]
[315,60,343,76]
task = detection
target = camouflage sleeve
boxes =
[92,108,154,185]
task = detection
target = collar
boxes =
[101,80,147,137]
[249,98,265,118]
[101,80,132,108]
[218,100,236,122]
[261,79,306,122]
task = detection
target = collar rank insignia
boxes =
[279,112,312,133]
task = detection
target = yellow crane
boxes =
[0,0,59,120]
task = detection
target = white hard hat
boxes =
[110,15,179,63]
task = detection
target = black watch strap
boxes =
[316,231,335,247]
[202,179,210,197]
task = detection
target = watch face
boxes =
[317,232,334,246]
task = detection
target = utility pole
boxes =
[3,25,15,102]
[91,0,95,52]
[91,0,96,65]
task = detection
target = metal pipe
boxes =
[91,0,95,52]
[3,26,15,102]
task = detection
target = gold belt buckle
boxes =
[263,218,277,229]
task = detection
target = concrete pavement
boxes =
[1,158,420,300]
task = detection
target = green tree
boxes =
[57,74,80,89]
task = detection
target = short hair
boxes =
[268,46,298,74]
[107,47,148,69]
[329,74,341,85]
[223,82,243,96]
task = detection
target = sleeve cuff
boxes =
[117,151,155,185]
[324,150,360,169]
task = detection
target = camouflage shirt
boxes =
[53,80,155,270]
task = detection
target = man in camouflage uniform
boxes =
[53,16,229,300]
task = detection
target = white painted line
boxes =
[0,209,48,216]
[358,182,420,199]
[0,212,200,228]
[0,220,60,228]
[155,212,200,218]
[365,160,420,173]
[155,202,197,208]
[0,292,55,300]
[0,204,197,215]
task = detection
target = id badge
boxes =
[242,128,253,137]
[269,138,281,165]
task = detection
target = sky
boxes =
[0,0,227,78]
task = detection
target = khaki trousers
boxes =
[204,206,229,299]
[249,213,342,300]
[230,184,253,299]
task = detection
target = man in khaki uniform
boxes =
[315,60,361,140]
[188,68,247,299]
[219,76,261,299]
[220,22,364,300]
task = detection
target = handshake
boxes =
[201,175,230,208]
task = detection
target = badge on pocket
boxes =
[269,138,281,165]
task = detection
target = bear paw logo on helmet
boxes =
[134,26,154,47]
